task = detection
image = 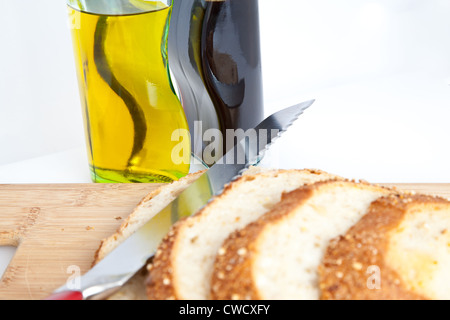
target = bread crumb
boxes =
[114,216,122,221]
[86,226,94,231]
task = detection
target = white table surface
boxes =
[1,0,450,281]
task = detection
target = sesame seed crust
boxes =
[145,168,340,300]
[319,194,449,300]
[145,218,184,300]
[210,179,391,300]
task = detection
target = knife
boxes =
[45,99,314,300]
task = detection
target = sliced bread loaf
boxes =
[145,168,342,300]
[210,180,392,300]
[319,193,450,300]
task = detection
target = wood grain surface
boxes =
[0,183,162,300]
[0,183,448,300]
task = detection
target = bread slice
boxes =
[210,180,392,300]
[145,168,342,300]
[92,170,205,300]
[319,193,450,300]
[93,170,206,264]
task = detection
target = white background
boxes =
[0,0,449,285]
[0,0,449,185]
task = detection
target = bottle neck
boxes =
[67,0,171,16]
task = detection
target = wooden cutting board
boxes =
[0,183,449,300]
[0,183,162,300]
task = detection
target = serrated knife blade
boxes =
[46,99,314,300]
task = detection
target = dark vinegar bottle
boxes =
[201,0,265,154]
[169,0,264,164]
[168,0,220,160]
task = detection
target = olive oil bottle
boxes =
[68,0,190,183]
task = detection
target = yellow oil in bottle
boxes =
[68,1,190,183]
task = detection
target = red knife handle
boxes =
[45,291,84,300]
